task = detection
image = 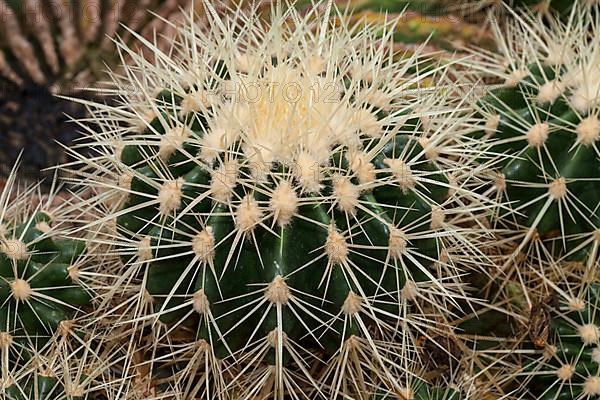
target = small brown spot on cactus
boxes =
[401,281,418,301]
[333,175,360,215]
[0,332,13,349]
[537,79,564,105]
[384,158,415,194]
[68,265,81,282]
[35,221,51,234]
[58,320,74,336]
[568,297,585,312]
[137,236,153,262]
[505,69,529,88]
[159,126,192,161]
[484,115,500,137]
[430,206,445,230]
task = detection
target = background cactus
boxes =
[64,1,492,398]
[0,165,92,356]
[521,282,600,399]
[0,0,238,183]
[466,2,600,263]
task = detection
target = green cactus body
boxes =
[0,211,90,345]
[116,77,448,357]
[473,3,600,261]
[524,284,600,399]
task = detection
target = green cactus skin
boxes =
[523,284,600,399]
[0,211,90,344]
[372,380,461,399]
[473,3,600,261]
[5,374,87,400]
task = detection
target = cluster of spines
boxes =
[466,1,600,265]
[58,1,496,398]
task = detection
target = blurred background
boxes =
[0,0,524,187]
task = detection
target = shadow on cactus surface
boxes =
[0,0,599,399]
